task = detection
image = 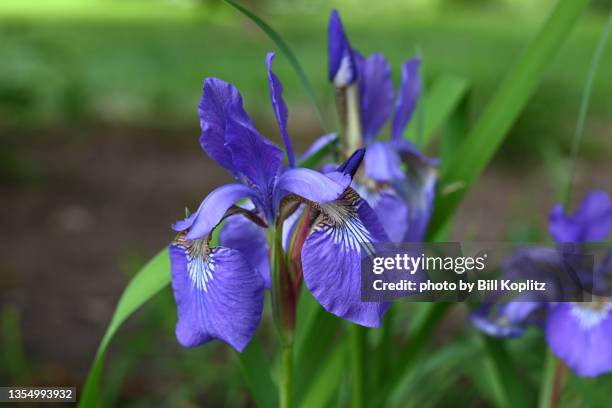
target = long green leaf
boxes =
[79,250,170,407]
[236,337,278,408]
[223,0,327,130]
[298,338,348,408]
[428,0,590,237]
[482,335,529,408]
[406,74,470,148]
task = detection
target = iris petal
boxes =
[198,78,255,175]
[302,189,389,327]
[220,215,271,287]
[328,10,357,86]
[169,239,265,352]
[364,141,405,183]
[266,52,295,167]
[549,190,612,243]
[355,52,393,141]
[174,184,254,241]
[276,168,349,204]
[391,57,421,140]
[546,303,612,376]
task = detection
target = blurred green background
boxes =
[1,0,611,406]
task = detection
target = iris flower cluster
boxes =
[167,10,438,353]
[322,10,438,243]
[472,190,612,377]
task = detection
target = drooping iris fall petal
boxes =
[302,189,389,327]
[549,190,612,243]
[169,240,265,352]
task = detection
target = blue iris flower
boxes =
[169,53,389,352]
[471,190,612,377]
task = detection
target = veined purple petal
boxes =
[299,133,338,164]
[364,142,404,183]
[355,52,393,141]
[175,184,254,240]
[220,215,271,287]
[546,302,612,376]
[302,189,389,327]
[276,168,349,204]
[169,241,265,352]
[225,113,283,200]
[391,57,421,140]
[266,52,295,167]
[549,190,612,243]
[198,78,255,174]
[328,10,357,87]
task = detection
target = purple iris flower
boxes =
[472,190,612,377]
[169,52,389,352]
[320,9,437,243]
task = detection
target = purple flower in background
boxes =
[472,190,612,377]
[317,9,437,243]
[169,52,388,352]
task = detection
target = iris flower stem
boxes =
[280,342,294,408]
[349,324,366,408]
[538,351,567,408]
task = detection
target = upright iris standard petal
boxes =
[546,303,612,377]
[198,78,255,174]
[549,190,612,243]
[391,57,421,140]
[302,189,390,327]
[276,168,349,204]
[220,215,271,287]
[364,142,405,183]
[299,133,338,164]
[328,10,357,87]
[266,52,295,167]
[355,52,393,141]
[336,147,365,178]
[169,240,265,352]
[176,184,254,240]
[225,114,283,202]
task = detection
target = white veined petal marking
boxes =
[570,301,612,330]
[314,189,375,256]
[174,234,215,293]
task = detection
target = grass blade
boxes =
[224,0,327,130]
[428,0,590,237]
[564,12,612,207]
[236,337,279,408]
[79,249,170,407]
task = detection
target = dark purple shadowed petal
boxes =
[355,52,393,141]
[198,78,255,175]
[299,133,338,164]
[549,190,612,243]
[225,112,283,201]
[391,140,437,241]
[276,168,349,204]
[302,189,389,327]
[337,147,365,178]
[546,303,612,377]
[391,57,421,140]
[328,10,357,86]
[175,184,254,240]
[364,141,405,183]
[220,215,271,287]
[266,52,295,167]
[169,242,265,352]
